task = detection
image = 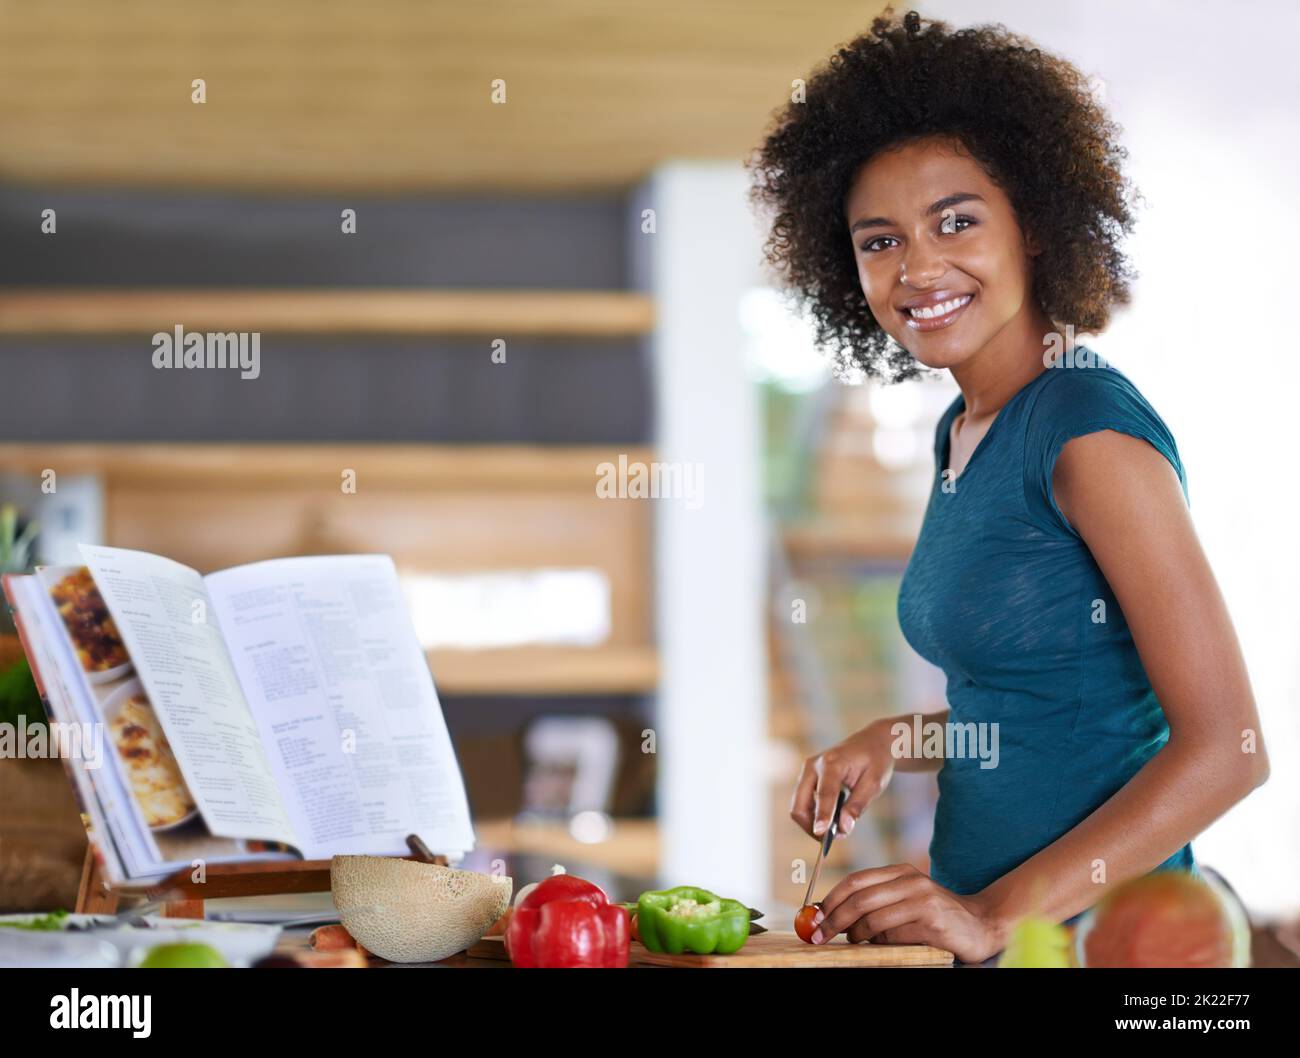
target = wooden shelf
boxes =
[1,443,659,696]
[430,645,658,696]
[0,289,654,337]
[475,818,659,879]
[0,442,654,490]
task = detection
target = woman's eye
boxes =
[941,214,976,235]
[860,236,897,254]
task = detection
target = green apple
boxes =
[137,942,229,968]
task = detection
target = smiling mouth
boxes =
[903,294,975,332]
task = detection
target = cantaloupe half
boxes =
[330,855,513,963]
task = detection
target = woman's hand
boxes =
[790,720,896,840]
[810,863,1007,964]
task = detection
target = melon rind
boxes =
[330,855,512,963]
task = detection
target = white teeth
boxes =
[908,295,971,319]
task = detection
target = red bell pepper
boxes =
[504,875,629,968]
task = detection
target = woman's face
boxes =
[844,136,1041,371]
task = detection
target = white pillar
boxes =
[632,162,769,904]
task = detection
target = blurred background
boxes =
[0,0,1295,953]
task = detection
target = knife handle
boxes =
[822,787,849,856]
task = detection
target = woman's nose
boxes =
[901,246,945,287]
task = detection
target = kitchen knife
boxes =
[802,787,848,908]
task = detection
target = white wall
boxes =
[634,163,770,905]
[923,0,1300,915]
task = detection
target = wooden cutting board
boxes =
[468,931,953,967]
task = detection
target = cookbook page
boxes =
[203,554,475,860]
[6,573,138,883]
[78,545,299,847]
[29,563,298,879]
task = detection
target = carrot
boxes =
[309,923,358,951]
[292,949,368,969]
[484,908,513,937]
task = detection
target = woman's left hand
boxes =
[811,863,1005,964]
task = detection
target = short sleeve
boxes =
[1023,365,1187,535]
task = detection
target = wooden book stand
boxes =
[75,844,447,919]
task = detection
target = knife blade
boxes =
[802,787,848,908]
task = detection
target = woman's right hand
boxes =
[790,719,896,840]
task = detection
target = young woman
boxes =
[752,10,1269,963]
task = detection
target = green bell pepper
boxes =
[635,886,750,955]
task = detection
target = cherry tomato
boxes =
[794,904,820,944]
[630,913,641,944]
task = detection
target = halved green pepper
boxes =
[635,886,750,955]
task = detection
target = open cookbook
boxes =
[3,546,476,886]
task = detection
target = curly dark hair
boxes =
[748,8,1138,382]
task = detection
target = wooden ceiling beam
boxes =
[0,0,887,191]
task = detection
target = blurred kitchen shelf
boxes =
[1,442,659,698]
[0,442,653,489]
[475,818,659,879]
[0,289,654,336]
[431,645,658,696]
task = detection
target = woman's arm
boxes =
[874,710,950,773]
[977,428,1270,937]
[790,710,949,842]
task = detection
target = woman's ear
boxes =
[1024,229,1043,257]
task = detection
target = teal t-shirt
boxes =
[897,353,1195,895]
